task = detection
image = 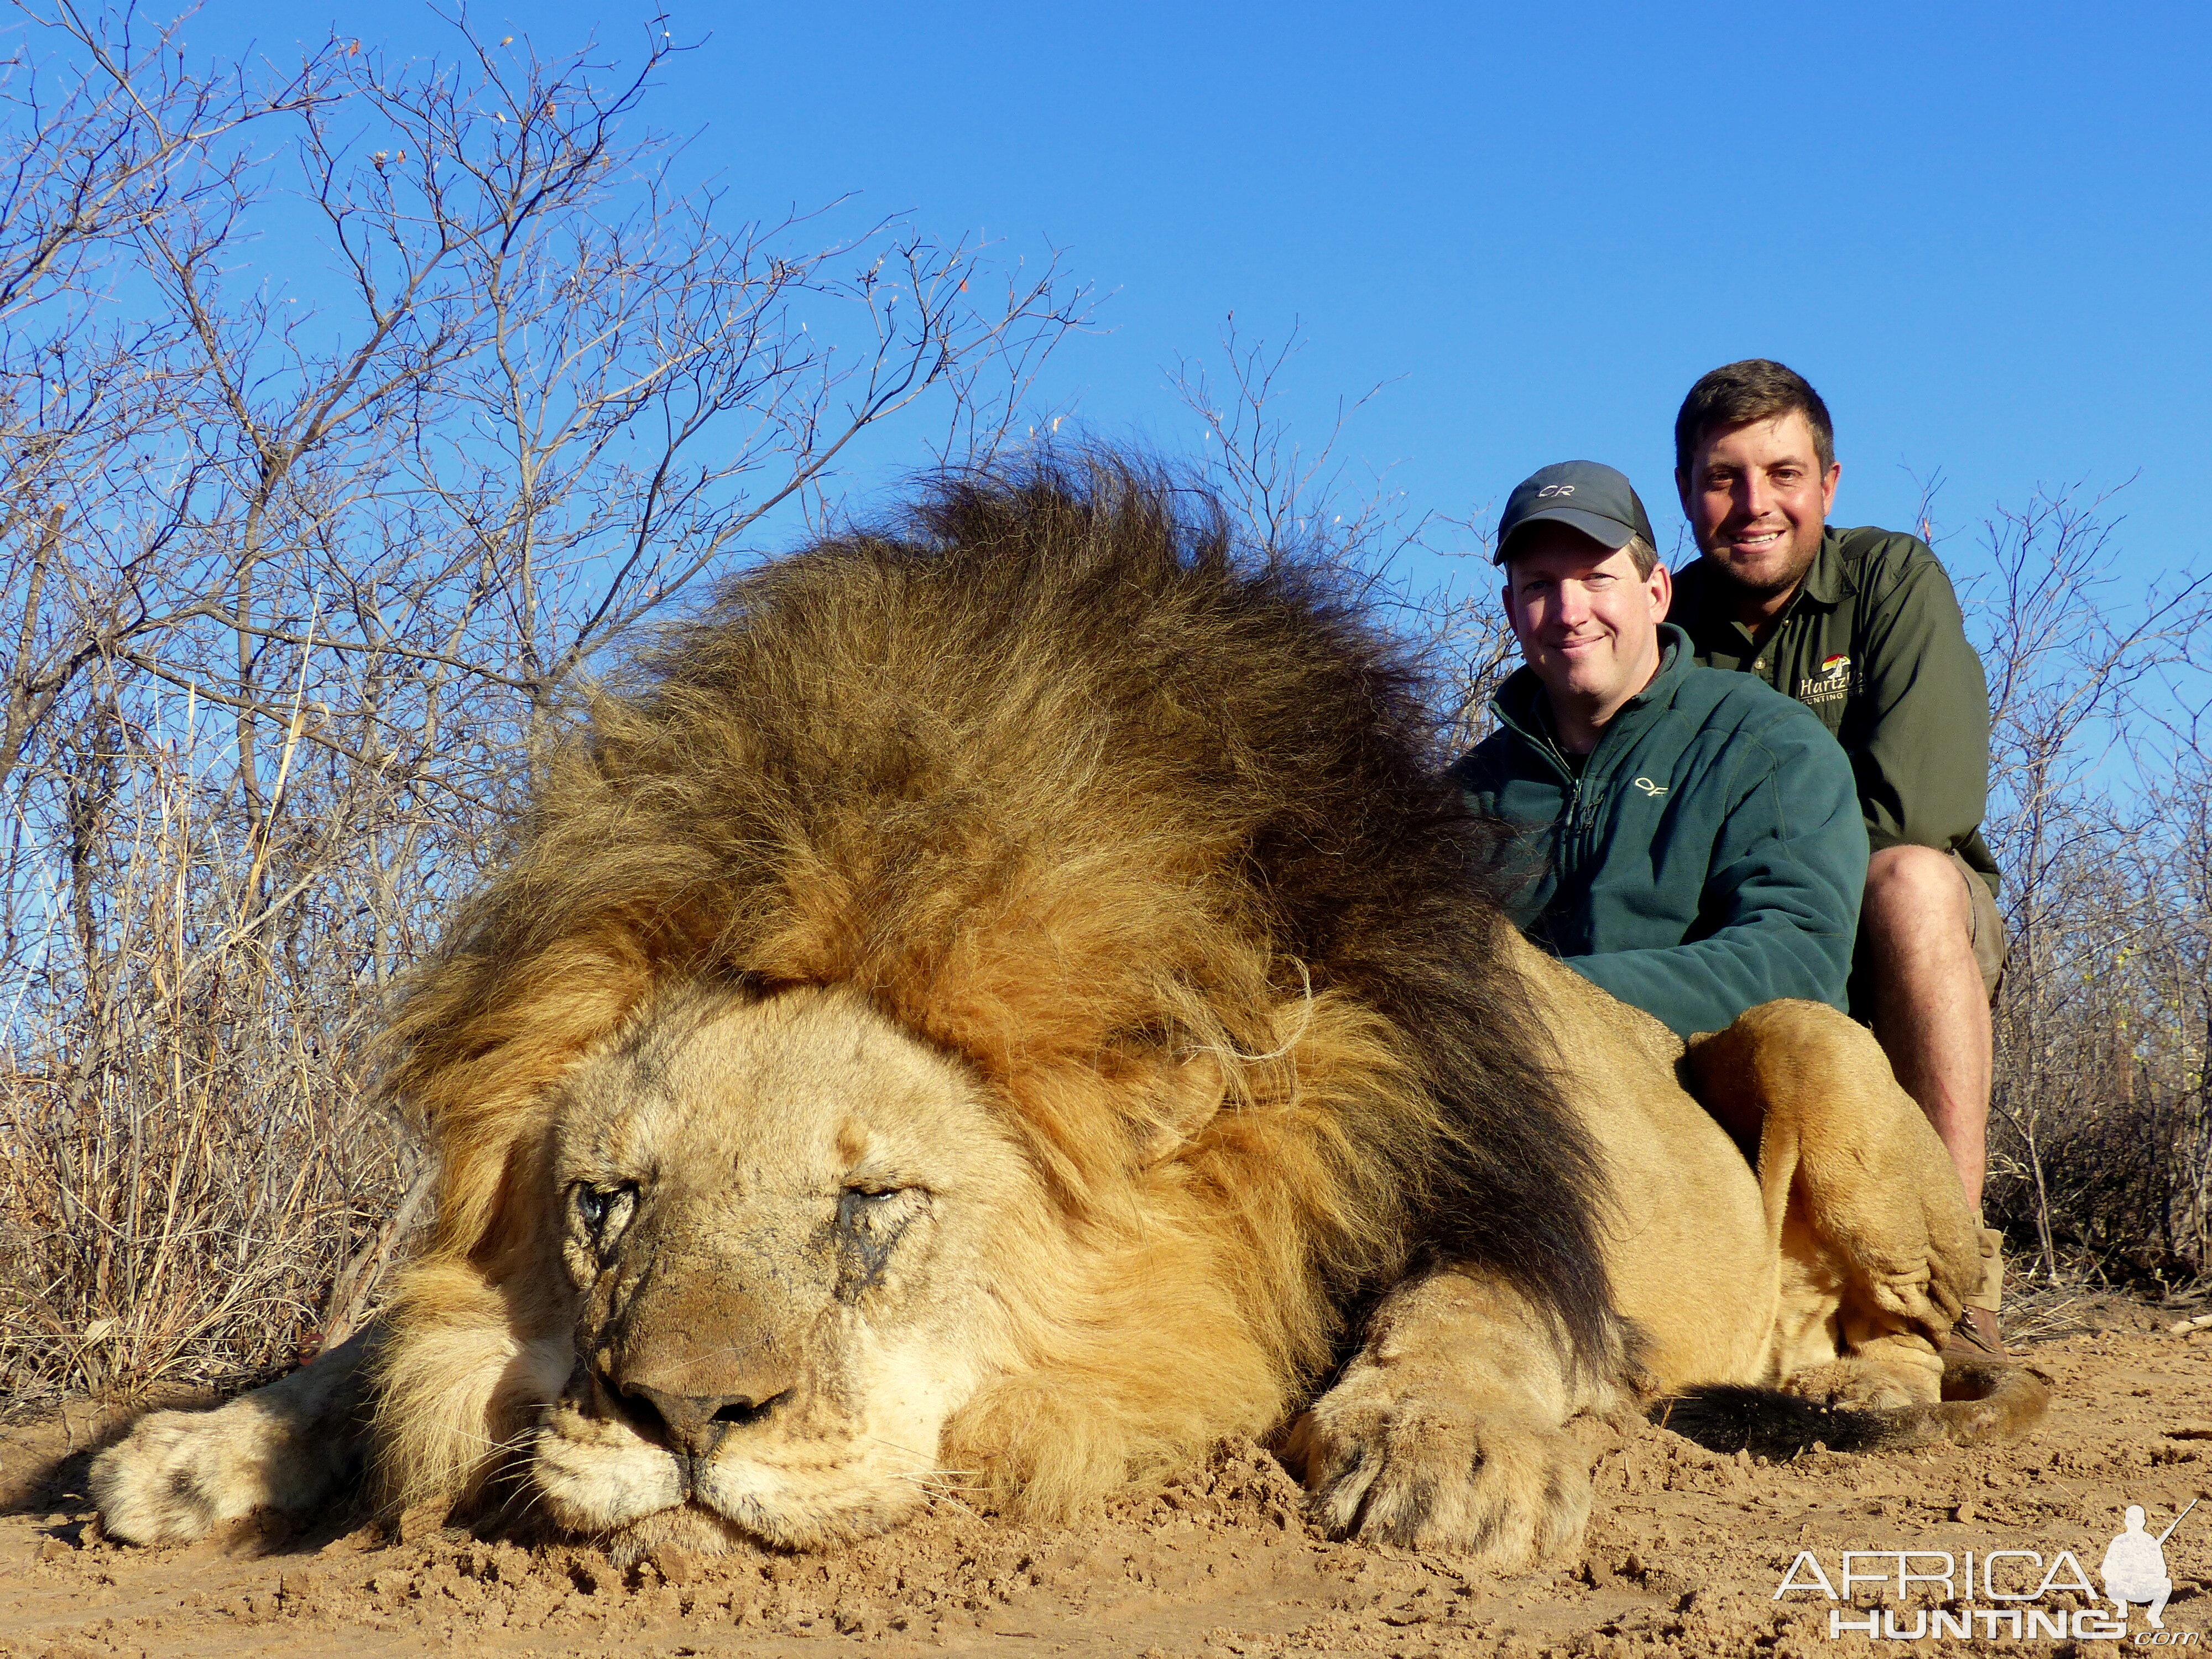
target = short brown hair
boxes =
[1673,359,1834,477]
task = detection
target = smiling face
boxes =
[528,983,1036,1559]
[1501,526,1672,751]
[1677,411,1840,618]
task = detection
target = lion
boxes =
[91,458,2045,1568]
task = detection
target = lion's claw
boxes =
[1287,1386,1593,1567]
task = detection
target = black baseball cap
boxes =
[1494,461,1656,564]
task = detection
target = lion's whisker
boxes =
[893,1468,983,1491]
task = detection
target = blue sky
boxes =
[189,1,2210,597]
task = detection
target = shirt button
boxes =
[1754,659,1766,671]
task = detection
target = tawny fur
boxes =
[368,457,1622,1522]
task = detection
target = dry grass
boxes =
[0,705,432,1405]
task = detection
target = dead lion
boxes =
[91,458,2044,1566]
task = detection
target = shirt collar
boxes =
[1795,528,1853,607]
[1492,624,1690,745]
[1677,526,1853,630]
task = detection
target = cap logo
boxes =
[1536,484,1577,498]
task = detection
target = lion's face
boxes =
[528,983,1038,1555]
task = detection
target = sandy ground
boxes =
[3,1296,2208,1658]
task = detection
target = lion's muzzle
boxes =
[589,1367,791,1474]
[583,1202,825,1425]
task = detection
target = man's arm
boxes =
[1565,714,1870,1039]
[1844,537,1991,855]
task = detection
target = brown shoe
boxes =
[1942,1305,2007,1359]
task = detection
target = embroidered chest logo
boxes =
[1632,776,1667,797]
[1798,652,1851,706]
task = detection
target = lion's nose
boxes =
[612,1379,789,1459]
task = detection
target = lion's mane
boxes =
[372,456,1624,1519]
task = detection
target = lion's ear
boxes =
[1133,1047,1230,1167]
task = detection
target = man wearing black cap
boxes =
[1449,460,1869,1041]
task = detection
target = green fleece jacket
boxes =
[1449,625,1870,1039]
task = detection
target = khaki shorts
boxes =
[1952,848,2007,1003]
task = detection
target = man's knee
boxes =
[1863,845,1973,937]
[1866,843,1963,897]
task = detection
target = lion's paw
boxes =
[90,1400,348,1546]
[1284,1382,1592,1567]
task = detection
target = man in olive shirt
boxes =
[1669,359,2007,1349]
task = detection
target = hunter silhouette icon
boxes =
[2103,1499,2194,1628]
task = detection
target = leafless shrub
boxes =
[0,697,430,1392]
[1963,485,2212,1287]
[0,4,1083,1401]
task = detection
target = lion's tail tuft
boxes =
[1655,1384,1923,1459]
[1656,1360,2050,1461]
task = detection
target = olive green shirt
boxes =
[1672,526,2000,896]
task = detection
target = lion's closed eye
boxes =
[835,1186,925,1291]
[574,1181,639,1254]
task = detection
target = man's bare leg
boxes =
[1859,845,1991,1212]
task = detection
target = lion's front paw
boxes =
[91,1400,348,1546]
[1285,1379,1592,1568]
